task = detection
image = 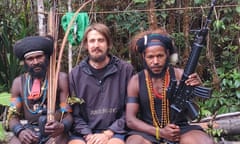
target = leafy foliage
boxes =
[0,2,36,141]
[106,11,148,59]
[133,0,147,4]
[0,0,239,142]
[0,92,10,107]
[0,122,6,142]
[0,1,36,92]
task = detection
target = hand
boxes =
[86,133,109,144]
[44,120,64,137]
[160,124,180,142]
[18,128,39,144]
[185,73,202,86]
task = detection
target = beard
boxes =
[89,49,108,63]
[143,58,169,78]
[24,58,49,78]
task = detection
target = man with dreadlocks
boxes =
[8,36,73,144]
[125,29,214,144]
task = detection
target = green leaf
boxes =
[133,0,147,4]
[236,90,240,99]
[0,122,6,141]
[0,92,11,106]
[214,20,225,31]
[194,0,202,4]
[235,80,240,88]
[236,6,240,13]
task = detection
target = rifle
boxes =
[167,0,216,122]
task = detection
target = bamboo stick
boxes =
[47,7,56,122]
[54,0,93,90]
[46,0,92,136]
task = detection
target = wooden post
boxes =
[68,0,73,73]
[37,0,46,36]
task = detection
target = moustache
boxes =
[151,65,161,69]
[92,48,102,53]
[25,63,47,78]
[30,63,44,70]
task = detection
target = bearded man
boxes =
[68,23,134,144]
[125,30,215,144]
[8,36,73,144]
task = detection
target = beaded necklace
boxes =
[24,74,48,114]
[145,69,170,128]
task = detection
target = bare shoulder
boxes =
[57,72,69,90]
[173,67,183,81]
[12,75,22,85]
[58,72,68,81]
[11,76,23,97]
[129,73,139,84]
[58,71,68,78]
[127,73,139,96]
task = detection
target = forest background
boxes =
[0,0,239,143]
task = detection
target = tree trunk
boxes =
[206,32,220,90]
[147,0,158,30]
[192,112,240,135]
[68,0,73,72]
[37,0,46,36]
[182,0,190,67]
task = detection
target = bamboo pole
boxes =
[46,2,59,143]
[47,0,59,122]
[47,0,92,123]
[46,0,92,125]
[47,7,57,122]
[54,0,93,89]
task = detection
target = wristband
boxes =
[156,126,160,140]
[12,124,25,137]
[61,119,72,133]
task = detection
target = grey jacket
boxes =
[69,55,134,136]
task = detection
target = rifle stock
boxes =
[167,0,216,122]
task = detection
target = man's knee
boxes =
[126,135,151,144]
[9,136,21,144]
[180,130,215,144]
[68,139,85,144]
[108,137,125,144]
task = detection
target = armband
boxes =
[60,102,72,113]
[10,97,22,109]
[12,124,25,137]
[5,106,21,130]
[127,97,139,103]
[61,119,72,133]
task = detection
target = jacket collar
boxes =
[80,54,119,77]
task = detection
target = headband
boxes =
[14,36,53,60]
[136,34,174,54]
